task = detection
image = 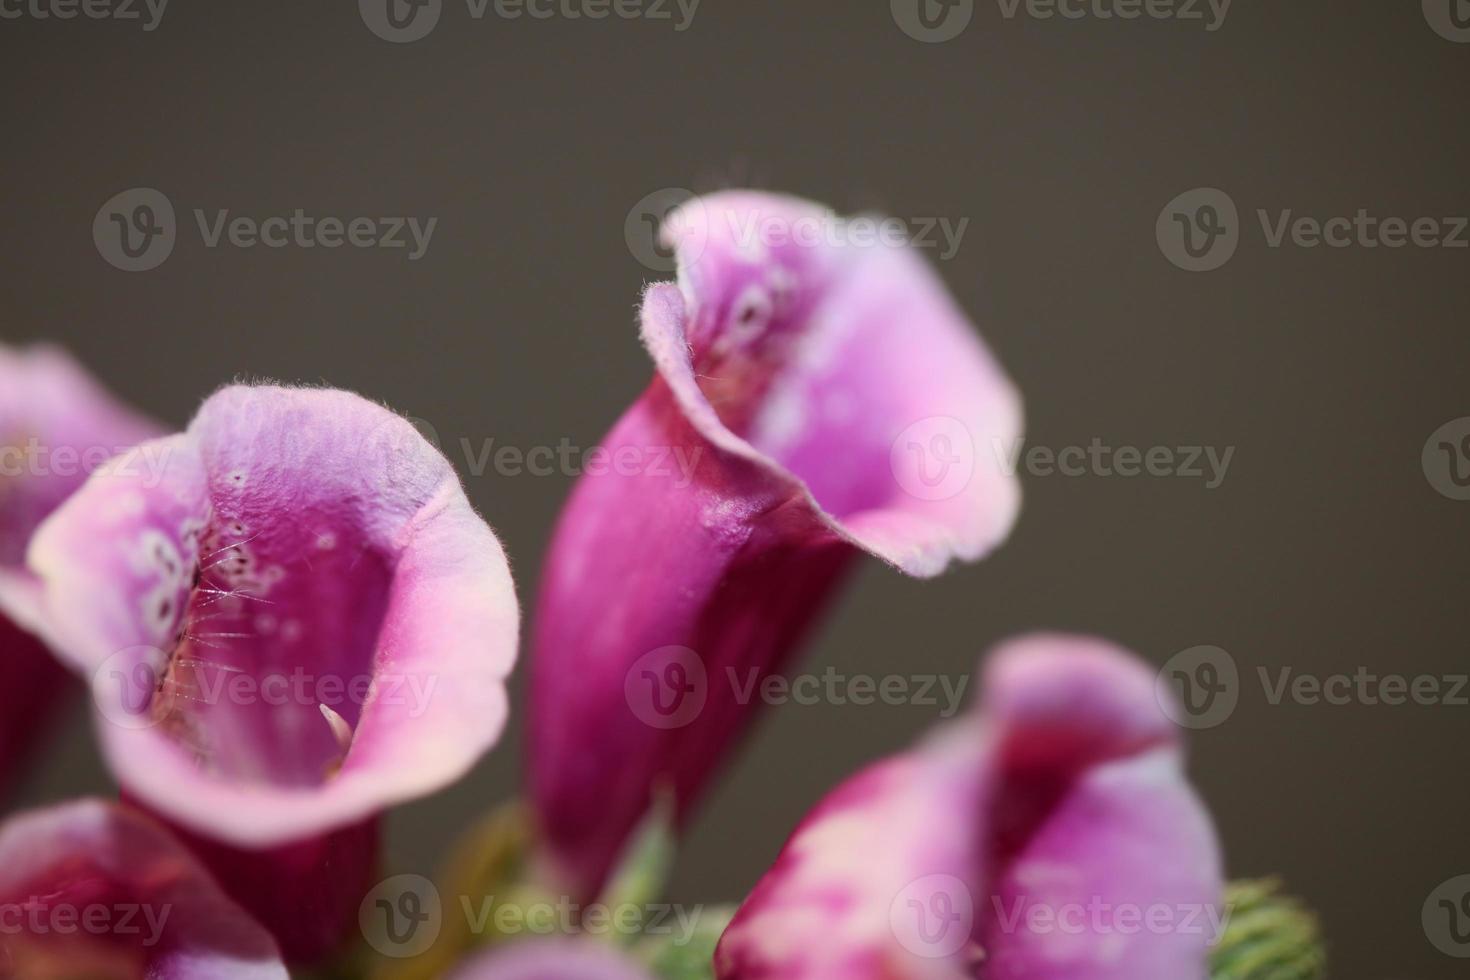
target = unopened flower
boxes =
[0,798,286,978]
[715,634,1224,980]
[0,344,158,797]
[531,191,1022,899]
[3,385,519,961]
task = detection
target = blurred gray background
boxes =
[4,0,1468,975]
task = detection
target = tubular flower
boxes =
[715,634,1224,980]
[531,191,1022,899]
[0,344,159,798]
[0,385,519,960]
[0,798,286,979]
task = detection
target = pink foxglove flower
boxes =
[531,191,1022,898]
[0,385,519,961]
[0,344,159,797]
[0,798,286,978]
[715,635,1224,980]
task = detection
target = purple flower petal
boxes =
[15,385,518,960]
[132,803,379,966]
[0,798,286,979]
[447,938,656,980]
[531,191,1022,899]
[0,344,159,796]
[714,635,1223,980]
[0,621,69,799]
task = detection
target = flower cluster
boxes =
[0,192,1319,978]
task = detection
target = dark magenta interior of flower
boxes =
[0,864,153,977]
[980,716,1178,950]
[148,485,395,789]
[685,249,905,522]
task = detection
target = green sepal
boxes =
[634,905,735,980]
[371,800,540,980]
[596,791,678,943]
[1210,879,1327,980]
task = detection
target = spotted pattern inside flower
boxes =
[138,488,395,789]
